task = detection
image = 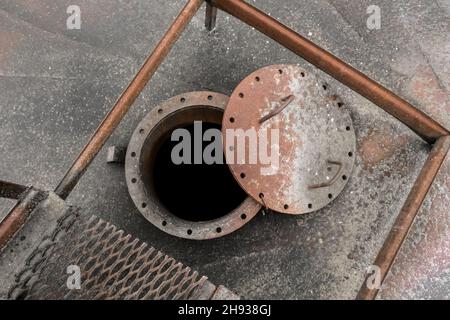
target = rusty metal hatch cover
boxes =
[222,64,356,215]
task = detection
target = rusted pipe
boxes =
[0,188,47,251]
[54,0,204,199]
[356,135,450,300]
[212,0,449,144]
[0,180,29,200]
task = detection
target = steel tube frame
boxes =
[211,0,449,144]
[0,188,47,250]
[1,0,449,299]
[54,0,204,200]
[356,135,450,299]
[211,0,450,300]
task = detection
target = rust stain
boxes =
[358,128,411,170]
[407,64,450,124]
[0,32,25,68]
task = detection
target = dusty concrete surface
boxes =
[0,0,449,299]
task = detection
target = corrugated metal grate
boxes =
[8,209,213,300]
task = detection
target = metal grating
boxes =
[8,210,211,300]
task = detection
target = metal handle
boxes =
[308,160,343,189]
[259,95,295,124]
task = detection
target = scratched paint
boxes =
[223,65,356,215]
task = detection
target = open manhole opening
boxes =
[140,106,247,222]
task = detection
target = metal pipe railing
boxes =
[356,135,450,299]
[212,0,449,144]
[54,0,204,200]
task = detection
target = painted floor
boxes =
[0,0,449,299]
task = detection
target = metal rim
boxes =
[222,65,356,215]
[125,91,261,240]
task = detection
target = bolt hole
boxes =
[348,152,353,157]
[278,69,283,74]
[255,76,260,82]
[342,175,348,180]
[162,221,167,226]
[328,194,333,199]
[139,128,145,134]
[157,108,163,114]
[131,178,137,184]
[230,117,235,123]
[216,227,222,233]
[131,152,136,157]
[323,84,327,90]
[187,229,192,235]
[208,95,213,101]
[239,93,244,98]
[338,102,344,108]
[308,203,313,209]
[259,193,264,199]
[180,97,186,103]
[241,214,247,220]
[301,72,305,77]
[284,204,289,210]
[346,126,351,131]
[240,173,246,179]
[141,202,147,208]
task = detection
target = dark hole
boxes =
[216,227,222,233]
[328,194,333,199]
[342,175,347,180]
[241,214,247,220]
[152,122,247,222]
[162,221,167,226]
[308,203,313,209]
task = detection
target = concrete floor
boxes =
[0,0,449,299]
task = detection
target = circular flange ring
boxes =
[222,65,356,215]
[125,91,262,240]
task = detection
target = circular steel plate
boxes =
[222,65,356,215]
